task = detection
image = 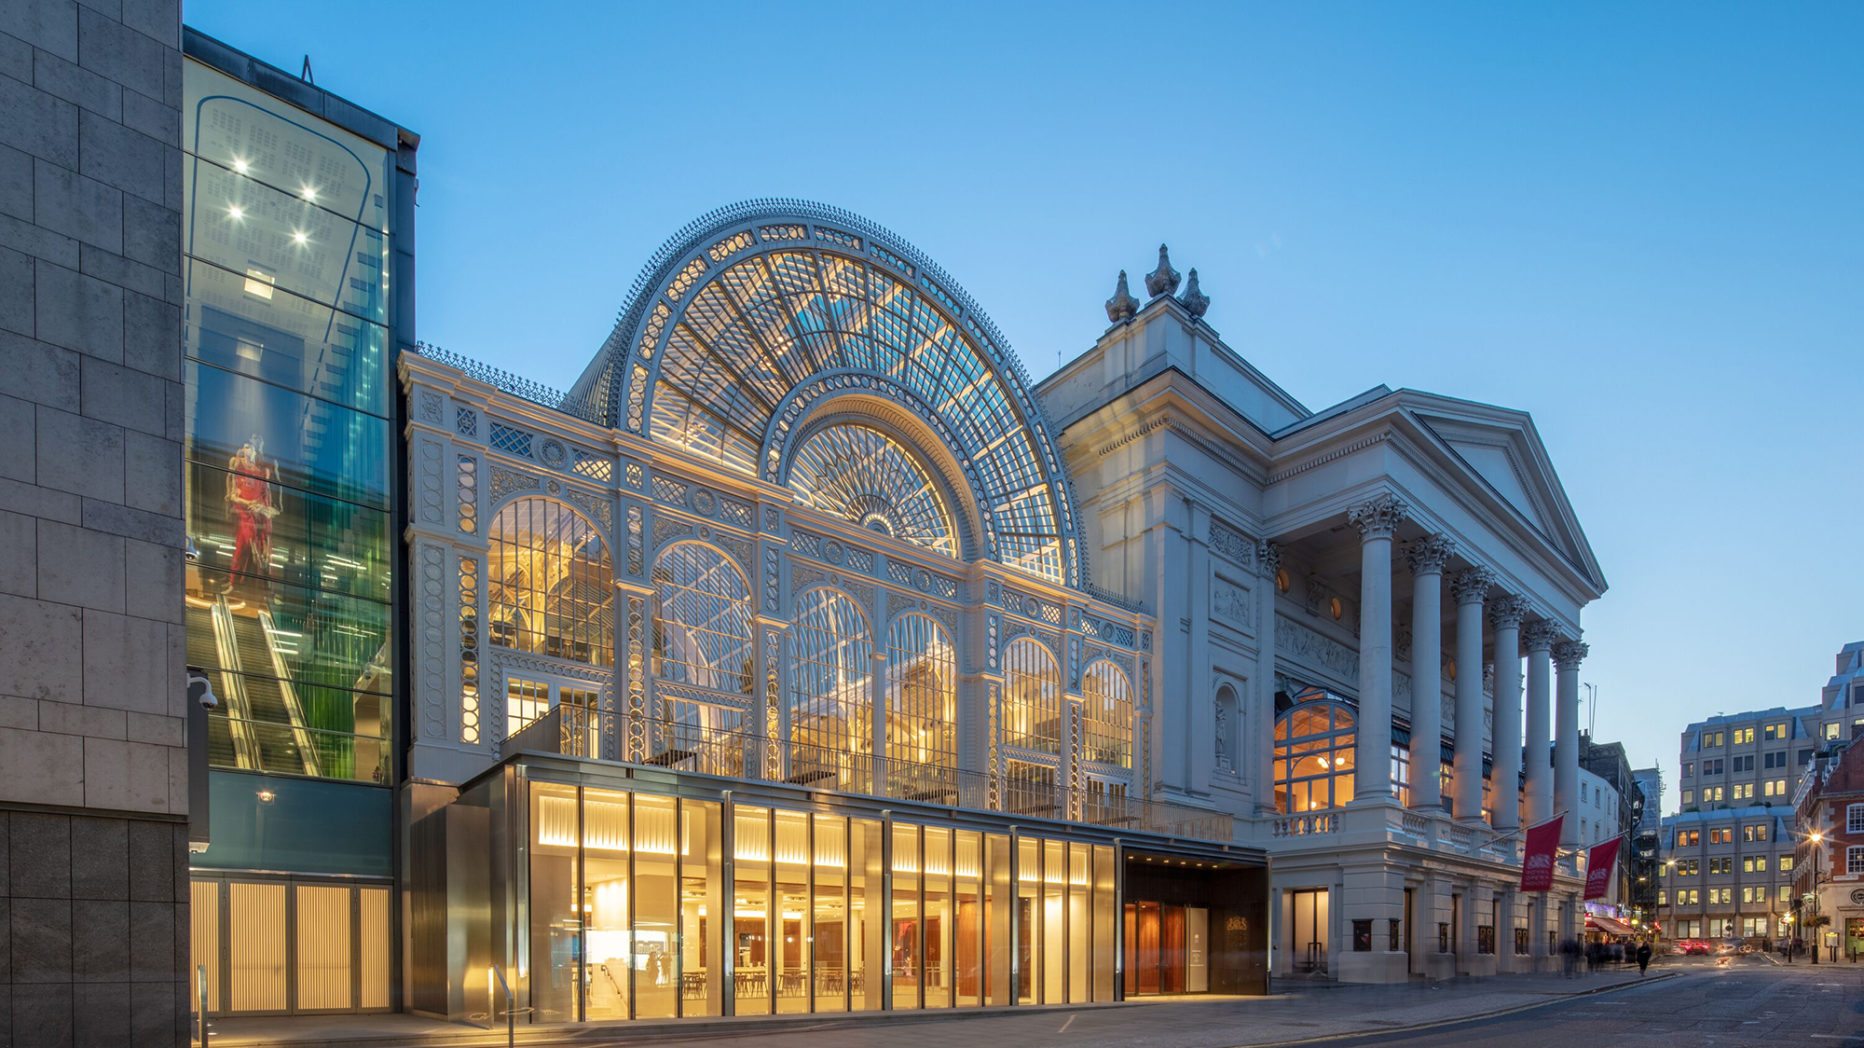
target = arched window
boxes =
[886,613,956,779]
[1274,695,1357,813]
[788,424,957,558]
[788,588,874,791]
[1080,660,1133,768]
[486,498,613,665]
[652,542,752,693]
[1003,638,1061,755]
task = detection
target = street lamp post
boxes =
[1662,858,1677,946]
[1810,830,1825,965]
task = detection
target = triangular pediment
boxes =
[1410,407,1603,592]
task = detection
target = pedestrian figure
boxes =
[1636,941,1652,976]
[1560,937,1579,978]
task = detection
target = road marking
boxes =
[1059,1013,1076,1033]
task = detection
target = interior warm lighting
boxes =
[256,789,276,804]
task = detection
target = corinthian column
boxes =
[1254,540,1282,816]
[1405,537,1453,810]
[1553,636,1588,849]
[1488,596,1528,831]
[1521,621,1556,823]
[1450,567,1494,822]
[1348,494,1407,803]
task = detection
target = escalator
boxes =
[199,596,321,776]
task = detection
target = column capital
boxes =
[1521,620,1558,652]
[1255,540,1282,579]
[1347,494,1409,540]
[1405,535,1455,576]
[1450,566,1495,606]
[1552,638,1590,671]
[1488,594,1530,630]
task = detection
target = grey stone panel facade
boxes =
[1,0,189,1044]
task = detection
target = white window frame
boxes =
[1847,803,1864,835]
[1848,845,1864,876]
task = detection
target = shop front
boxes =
[410,754,1266,1025]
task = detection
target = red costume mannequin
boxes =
[226,435,278,600]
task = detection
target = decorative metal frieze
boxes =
[1208,518,1254,567]
[539,438,568,468]
[842,576,876,614]
[1080,615,1138,649]
[456,456,478,534]
[652,475,689,505]
[455,552,481,744]
[488,466,535,504]
[987,681,1002,810]
[454,406,478,439]
[626,505,644,575]
[626,596,646,762]
[561,486,612,531]
[416,543,447,742]
[791,563,831,597]
[926,602,959,640]
[887,560,914,587]
[763,544,780,614]
[488,421,534,459]
[1067,701,1084,818]
[415,437,444,525]
[490,649,610,685]
[711,529,754,580]
[763,629,783,780]
[762,506,781,532]
[645,679,755,713]
[691,487,717,516]
[986,612,1001,672]
[1140,658,1153,791]
[1004,588,1060,626]
[790,530,822,558]
[666,256,708,300]
[651,513,692,550]
[570,449,613,483]
[600,682,618,760]
[623,460,645,491]
[719,497,753,529]
[986,579,1002,606]
[416,343,567,410]
[759,223,807,241]
[815,225,862,250]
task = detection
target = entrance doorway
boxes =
[1122,902,1207,994]
[1404,888,1415,974]
[1290,888,1328,974]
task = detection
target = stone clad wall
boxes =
[0,0,189,1044]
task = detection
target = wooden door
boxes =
[1161,904,1186,994]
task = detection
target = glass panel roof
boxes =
[641,245,1063,583]
[788,424,957,558]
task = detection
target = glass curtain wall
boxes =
[788,589,875,792]
[525,784,1120,1022]
[885,614,958,801]
[182,62,397,783]
[652,543,754,768]
[486,498,615,665]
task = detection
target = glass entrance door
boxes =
[1290,889,1328,974]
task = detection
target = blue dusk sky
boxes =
[183,1,1862,807]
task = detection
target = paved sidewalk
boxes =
[207,967,1676,1048]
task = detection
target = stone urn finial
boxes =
[1104,270,1139,323]
[1144,243,1181,299]
[1180,267,1209,319]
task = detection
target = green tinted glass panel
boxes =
[183,157,388,326]
[185,258,390,417]
[195,772,391,876]
[188,460,390,604]
[202,684,389,783]
[186,361,390,509]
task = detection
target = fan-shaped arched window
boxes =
[1080,660,1133,768]
[788,424,957,557]
[886,613,957,784]
[486,498,613,665]
[787,588,874,791]
[1003,638,1061,755]
[1274,696,1357,813]
[652,543,752,693]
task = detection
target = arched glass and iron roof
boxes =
[568,200,1083,587]
[788,424,957,557]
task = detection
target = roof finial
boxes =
[1180,267,1209,319]
[1105,270,1139,323]
[1145,243,1180,299]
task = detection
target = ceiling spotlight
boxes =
[291,230,308,245]
[300,186,317,202]
[232,158,249,174]
[227,205,244,220]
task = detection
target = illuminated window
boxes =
[788,425,957,558]
[1274,694,1357,813]
[1733,727,1754,745]
[1080,661,1133,768]
[1676,830,1700,847]
[652,542,752,693]
[885,613,957,787]
[788,588,874,792]
[487,498,614,665]
[507,677,549,740]
[1681,789,1695,806]
[1780,855,1795,872]
[1003,638,1062,754]
[1709,827,1732,845]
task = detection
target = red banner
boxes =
[1584,837,1622,900]
[1520,816,1563,892]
